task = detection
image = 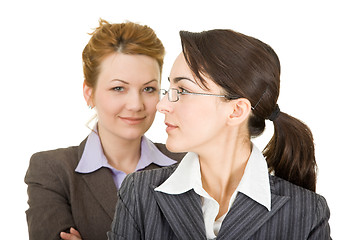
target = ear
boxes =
[83,81,94,108]
[227,98,252,126]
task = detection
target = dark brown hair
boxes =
[180,30,317,192]
[82,19,165,91]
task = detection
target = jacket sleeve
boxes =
[107,174,141,240]
[25,152,75,240]
[308,195,331,239]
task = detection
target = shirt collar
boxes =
[75,127,177,174]
[238,144,271,211]
[136,136,177,170]
[154,152,201,194]
[155,143,271,211]
[75,128,108,173]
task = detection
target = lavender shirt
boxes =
[75,130,177,189]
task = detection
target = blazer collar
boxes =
[77,137,87,160]
[152,174,290,240]
[77,138,118,220]
[152,186,207,239]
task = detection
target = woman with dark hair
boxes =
[108,29,331,239]
[24,19,185,240]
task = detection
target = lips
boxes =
[165,122,178,132]
[119,116,146,125]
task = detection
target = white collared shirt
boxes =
[155,144,271,239]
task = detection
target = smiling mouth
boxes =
[119,116,146,125]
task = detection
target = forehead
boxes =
[170,53,192,77]
[98,53,160,84]
[170,53,219,91]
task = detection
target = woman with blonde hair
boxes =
[25,19,184,240]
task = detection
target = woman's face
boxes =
[84,53,160,141]
[157,53,230,153]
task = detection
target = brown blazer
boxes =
[25,138,185,240]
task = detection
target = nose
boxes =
[156,94,172,114]
[126,92,145,111]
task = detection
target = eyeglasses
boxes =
[159,88,235,102]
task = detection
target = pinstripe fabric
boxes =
[108,164,331,240]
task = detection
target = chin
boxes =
[120,130,145,141]
[165,139,186,153]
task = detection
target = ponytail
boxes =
[263,111,317,192]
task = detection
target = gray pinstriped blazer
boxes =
[108,164,331,240]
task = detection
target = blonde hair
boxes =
[82,19,165,90]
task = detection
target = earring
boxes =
[88,105,92,109]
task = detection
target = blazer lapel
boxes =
[82,169,118,219]
[217,191,289,239]
[77,140,118,220]
[152,187,207,239]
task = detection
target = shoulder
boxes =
[270,175,331,236]
[153,142,186,162]
[29,147,79,173]
[26,139,87,177]
[270,175,323,200]
[270,175,330,218]
[116,165,178,218]
[119,164,178,196]
[31,146,77,161]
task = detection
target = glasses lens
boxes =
[168,89,179,102]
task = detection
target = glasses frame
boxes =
[160,88,236,102]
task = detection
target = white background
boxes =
[0,0,345,239]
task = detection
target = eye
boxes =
[143,87,157,93]
[178,87,190,94]
[112,86,125,92]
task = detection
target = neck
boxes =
[198,132,252,219]
[97,126,142,174]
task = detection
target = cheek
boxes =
[179,103,218,132]
[95,92,123,115]
[180,103,204,120]
[144,96,160,115]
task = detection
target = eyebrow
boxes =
[168,77,197,84]
[111,79,129,84]
[111,79,158,85]
[144,79,159,85]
